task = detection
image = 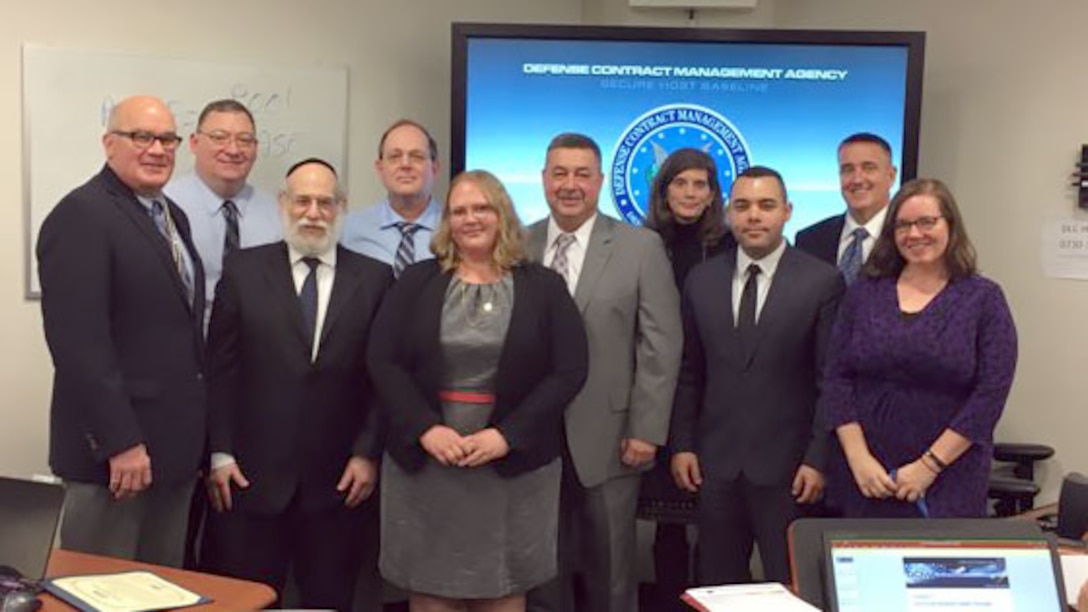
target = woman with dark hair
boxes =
[641,148,733,610]
[368,170,587,612]
[819,178,1017,518]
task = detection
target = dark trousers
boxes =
[696,475,800,585]
[205,494,377,612]
[653,523,693,611]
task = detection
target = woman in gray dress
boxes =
[367,170,588,612]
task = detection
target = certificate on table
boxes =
[44,570,209,612]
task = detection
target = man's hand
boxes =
[792,464,825,504]
[420,425,470,466]
[846,451,897,499]
[207,463,250,512]
[337,456,377,508]
[670,451,703,493]
[458,428,510,468]
[108,444,152,500]
[620,438,656,468]
[893,459,937,503]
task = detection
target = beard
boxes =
[282,209,344,257]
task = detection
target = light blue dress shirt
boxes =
[164,173,282,329]
[339,198,440,265]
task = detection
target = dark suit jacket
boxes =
[794,214,845,267]
[670,246,844,486]
[37,165,206,485]
[367,261,588,478]
[206,243,393,515]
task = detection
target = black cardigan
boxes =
[366,260,588,477]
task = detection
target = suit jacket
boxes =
[367,261,588,478]
[37,165,206,485]
[527,215,682,489]
[670,246,844,486]
[206,243,393,515]
[794,214,845,267]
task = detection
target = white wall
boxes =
[0,0,582,480]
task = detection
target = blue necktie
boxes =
[393,222,421,278]
[299,257,320,347]
[838,227,869,285]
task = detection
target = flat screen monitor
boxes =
[451,24,925,239]
[824,534,1065,612]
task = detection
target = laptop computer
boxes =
[824,530,1066,612]
[0,476,65,580]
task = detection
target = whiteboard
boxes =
[22,46,349,297]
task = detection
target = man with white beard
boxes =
[202,158,393,611]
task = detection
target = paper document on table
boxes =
[44,570,209,612]
[1061,553,1088,607]
[681,582,819,611]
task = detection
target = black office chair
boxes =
[988,442,1054,517]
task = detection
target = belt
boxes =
[438,390,495,404]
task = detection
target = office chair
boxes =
[988,442,1054,517]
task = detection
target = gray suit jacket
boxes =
[528,215,682,488]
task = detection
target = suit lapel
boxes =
[719,250,749,370]
[746,247,798,367]
[573,216,614,313]
[315,247,363,358]
[264,243,312,351]
[527,222,548,262]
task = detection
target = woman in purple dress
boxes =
[820,178,1017,518]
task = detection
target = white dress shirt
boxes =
[732,239,787,324]
[544,213,598,295]
[836,205,888,266]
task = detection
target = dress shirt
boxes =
[211,244,337,471]
[340,198,440,265]
[732,239,787,324]
[836,205,888,266]
[164,173,282,331]
[544,213,598,295]
[135,194,196,296]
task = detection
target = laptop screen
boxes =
[825,535,1064,612]
[0,476,64,579]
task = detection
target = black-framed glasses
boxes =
[198,130,258,149]
[111,130,182,150]
[894,215,943,234]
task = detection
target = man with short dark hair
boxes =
[341,119,441,276]
[671,166,843,585]
[37,95,205,567]
[795,132,897,284]
[204,159,391,611]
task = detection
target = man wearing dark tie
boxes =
[526,133,682,612]
[165,99,282,331]
[37,95,205,567]
[203,159,392,612]
[670,166,844,585]
[795,133,898,284]
[341,119,441,276]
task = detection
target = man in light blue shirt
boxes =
[165,100,282,328]
[340,119,441,275]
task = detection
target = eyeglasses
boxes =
[289,194,340,214]
[894,215,943,234]
[382,150,431,166]
[111,130,182,150]
[199,130,258,149]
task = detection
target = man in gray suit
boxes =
[670,166,844,585]
[526,133,682,612]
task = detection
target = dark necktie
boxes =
[151,200,194,304]
[550,233,576,289]
[299,257,320,348]
[838,227,869,285]
[222,200,240,263]
[737,263,760,359]
[393,222,422,278]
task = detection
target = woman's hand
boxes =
[420,425,470,466]
[457,428,510,468]
[893,459,938,503]
[847,451,898,499]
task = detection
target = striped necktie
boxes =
[393,222,421,278]
[838,227,869,285]
[550,233,576,290]
[151,200,194,304]
[222,200,240,263]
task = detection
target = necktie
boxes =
[737,263,760,359]
[838,227,869,285]
[299,257,320,348]
[550,233,576,288]
[151,200,194,304]
[222,200,240,262]
[393,222,422,279]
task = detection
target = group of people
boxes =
[36,93,1019,612]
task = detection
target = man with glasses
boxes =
[37,95,206,566]
[203,158,391,611]
[165,99,281,329]
[341,119,441,276]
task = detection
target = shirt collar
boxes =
[842,205,889,243]
[287,243,337,269]
[736,238,787,280]
[193,174,256,218]
[377,198,440,231]
[135,194,162,212]
[546,212,598,249]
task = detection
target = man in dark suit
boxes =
[795,133,897,283]
[204,158,392,612]
[670,166,844,585]
[37,95,206,567]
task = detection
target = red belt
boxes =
[439,390,495,404]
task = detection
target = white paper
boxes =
[1061,553,1088,607]
[683,582,819,611]
[1041,218,1088,280]
[49,570,203,612]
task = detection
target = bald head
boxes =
[102,96,179,196]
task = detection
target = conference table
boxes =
[41,549,277,611]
